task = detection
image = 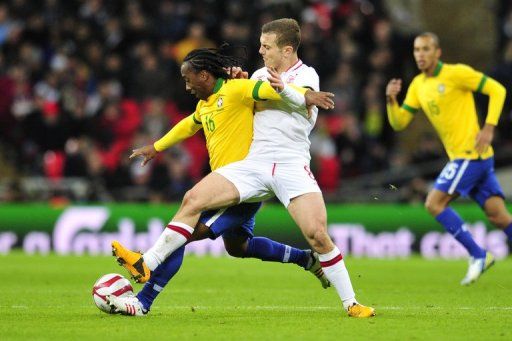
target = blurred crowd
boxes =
[0,0,511,203]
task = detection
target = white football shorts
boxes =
[214,158,321,207]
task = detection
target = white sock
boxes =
[318,246,357,310]
[143,222,194,271]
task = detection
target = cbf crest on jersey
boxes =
[217,97,223,108]
[438,83,445,94]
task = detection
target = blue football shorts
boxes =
[433,157,504,207]
[198,202,263,240]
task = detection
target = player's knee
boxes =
[424,198,442,216]
[306,228,331,251]
[487,212,512,229]
[182,190,204,214]
[487,214,500,228]
[224,244,246,258]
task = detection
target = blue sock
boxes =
[245,237,310,268]
[137,246,185,311]
[504,222,512,241]
[436,208,486,258]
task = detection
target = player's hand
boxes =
[267,67,284,92]
[386,79,402,103]
[224,66,248,79]
[307,105,314,118]
[475,124,495,155]
[129,144,158,167]
[305,90,335,111]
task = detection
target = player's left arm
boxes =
[130,112,202,166]
[453,64,507,153]
[248,69,334,118]
[267,67,334,113]
[247,77,308,116]
[476,76,506,154]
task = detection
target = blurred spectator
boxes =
[131,52,170,100]
[0,179,23,202]
[171,22,214,63]
[489,40,512,142]
[0,4,22,46]
[400,177,429,205]
[141,97,170,141]
[149,148,193,202]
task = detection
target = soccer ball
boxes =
[92,273,133,314]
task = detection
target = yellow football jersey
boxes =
[192,78,298,170]
[402,62,493,160]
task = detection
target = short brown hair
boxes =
[262,18,301,51]
[416,32,440,48]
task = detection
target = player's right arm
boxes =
[266,67,334,112]
[246,70,334,114]
[386,78,418,131]
[129,112,202,167]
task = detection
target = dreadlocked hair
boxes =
[183,44,245,79]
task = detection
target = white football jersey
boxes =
[248,60,319,164]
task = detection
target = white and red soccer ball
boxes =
[92,273,133,314]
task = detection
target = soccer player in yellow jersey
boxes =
[108,47,334,316]
[386,32,512,285]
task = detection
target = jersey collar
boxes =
[284,59,303,73]
[213,78,224,94]
[433,61,443,77]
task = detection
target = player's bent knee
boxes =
[424,199,441,216]
[488,213,511,229]
[488,215,500,228]
[181,190,204,214]
[225,245,246,258]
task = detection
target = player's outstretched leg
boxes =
[240,236,330,288]
[433,207,492,284]
[318,246,375,318]
[136,246,186,312]
[435,207,487,257]
[460,251,495,286]
[205,202,330,288]
[287,193,375,317]
[112,221,193,283]
[426,190,491,284]
[107,247,186,316]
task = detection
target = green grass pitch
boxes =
[1,253,511,340]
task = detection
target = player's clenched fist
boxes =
[386,78,402,102]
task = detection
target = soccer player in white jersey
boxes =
[114,18,375,318]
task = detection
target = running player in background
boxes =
[112,18,375,318]
[108,47,334,315]
[386,32,511,285]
